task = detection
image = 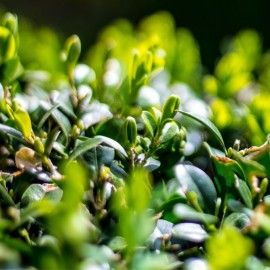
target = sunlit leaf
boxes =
[142,110,157,138]
[0,26,16,63]
[13,107,32,141]
[206,226,253,270]
[178,110,227,154]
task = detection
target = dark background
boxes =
[1,0,270,70]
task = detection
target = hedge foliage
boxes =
[1,11,270,269]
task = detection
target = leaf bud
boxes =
[2,13,18,38]
[62,35,81,67]
[124,116,137,147]
[161,95,180,123]
[34,137,45,155]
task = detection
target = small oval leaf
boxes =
[174,163,217,213]
[172,223,208,243]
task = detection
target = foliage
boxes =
[0,10,270,269]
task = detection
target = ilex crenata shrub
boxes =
[0,10,270,270]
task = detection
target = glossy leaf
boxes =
[223,212,250,230]
[142,110,157,138]
[20,184,45,207]
[37,103,60,130]
[172,223,208,243]
[159,121,179,143]
[123,116,137,146]
[0,123,25,142]
[173,203,218,224]
[95,135,128,158]
[237,178,253,208]
[13,107,33,141]
[0,183,16,207]
[41,101,71,142]
[66,137,103,166]
[62,35,81,67]
[174,163,217,213]
[178,110,227,154]
[161,95,180,123]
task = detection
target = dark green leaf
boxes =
[0,183,16,207]
[224,212,250,230]
[20,184,45,207]
[40,101,71,142]
[172,223,208,243]
[37,103,60,130]
[178,110,227,154]
[66,137,103,166]
[237,178,253,208]
[44,127,61,156]
[174,163,217,213]
[0,124,25,141]
[95,135,128,158]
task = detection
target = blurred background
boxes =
[1,0,270,71]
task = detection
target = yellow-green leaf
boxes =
[13,108,33,141]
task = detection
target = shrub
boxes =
[0,11,270,269]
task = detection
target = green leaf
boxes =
[66,137,103,166]
[209,154,246,204]
[173,203,218,224]
[0,183,16,207]
[13,107,32,141]
[3,56,24,83]
[19,200,54,227]
[178,110,227,154]
[223,212,250,230]
[143,157,161,172]
[0,123,25,142]
[172,223,208,243]
[142,110,157,138]
[206,226,253,270]
[0,26,16,64]
[231,149,266,185]
[159,121,179,143]
[174,163,217,213]
[161,95,180,123]
[44,127,61,156]
[131,252,179,270]
[95,135,128,158]
[62,35,81,68]
[41,101,71,142]
[37,103,60,130]
[123,116,137,146]
[20,184,45,207]
[237,178,253,208]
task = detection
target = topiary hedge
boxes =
[1,11,270,269]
